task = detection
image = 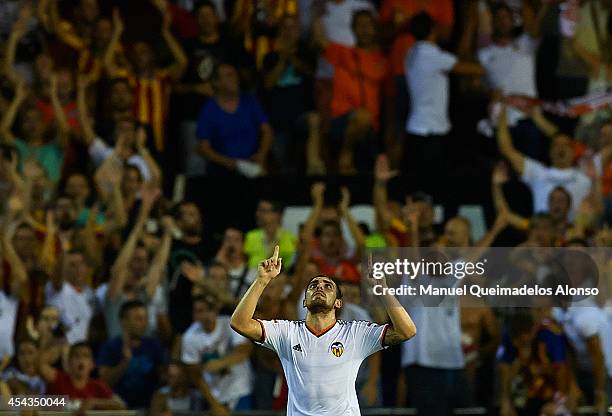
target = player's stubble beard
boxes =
[306,294,335,314]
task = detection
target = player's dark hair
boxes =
[307,275,343,300]
[120,299,146,320]
[409,11,434,40]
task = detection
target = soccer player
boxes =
[230,246,416,415]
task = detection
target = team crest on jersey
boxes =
[330,342,344,357]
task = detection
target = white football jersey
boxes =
[256,319,388,416]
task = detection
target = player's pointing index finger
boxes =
[272,245,280,262]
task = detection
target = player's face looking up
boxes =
[304,277,342,313]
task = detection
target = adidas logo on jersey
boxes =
[292,344,302,352]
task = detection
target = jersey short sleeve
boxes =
[255,319,292,354]
[351,321,389,359]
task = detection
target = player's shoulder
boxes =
[260,318,294,324]
[341,319,380,327]
[259,318,300,329]
[340,320,385,332]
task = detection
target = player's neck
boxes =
[305,310,337,335]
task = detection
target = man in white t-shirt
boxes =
[553,298,608,414]
[403,11,484,197]
[45,249,95,345]
[478,3,547,161]
[182,295,253,416]
[400,214,508,416]
[497,108,591,219]
[230,246,416,416]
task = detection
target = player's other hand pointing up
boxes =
[258,245,282,283]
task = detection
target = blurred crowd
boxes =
[0,0,611,415]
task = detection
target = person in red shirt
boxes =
[313,9,388,175]
[40,342,126,412]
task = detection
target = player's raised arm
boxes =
[230,245,282,341]
[369,255,417,346]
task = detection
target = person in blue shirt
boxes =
[496,310,571,416]
[98,300,164,409]
[196,62,273,176]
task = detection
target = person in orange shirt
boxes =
[313,9,388,175]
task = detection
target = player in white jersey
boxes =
[230,246,416,415]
